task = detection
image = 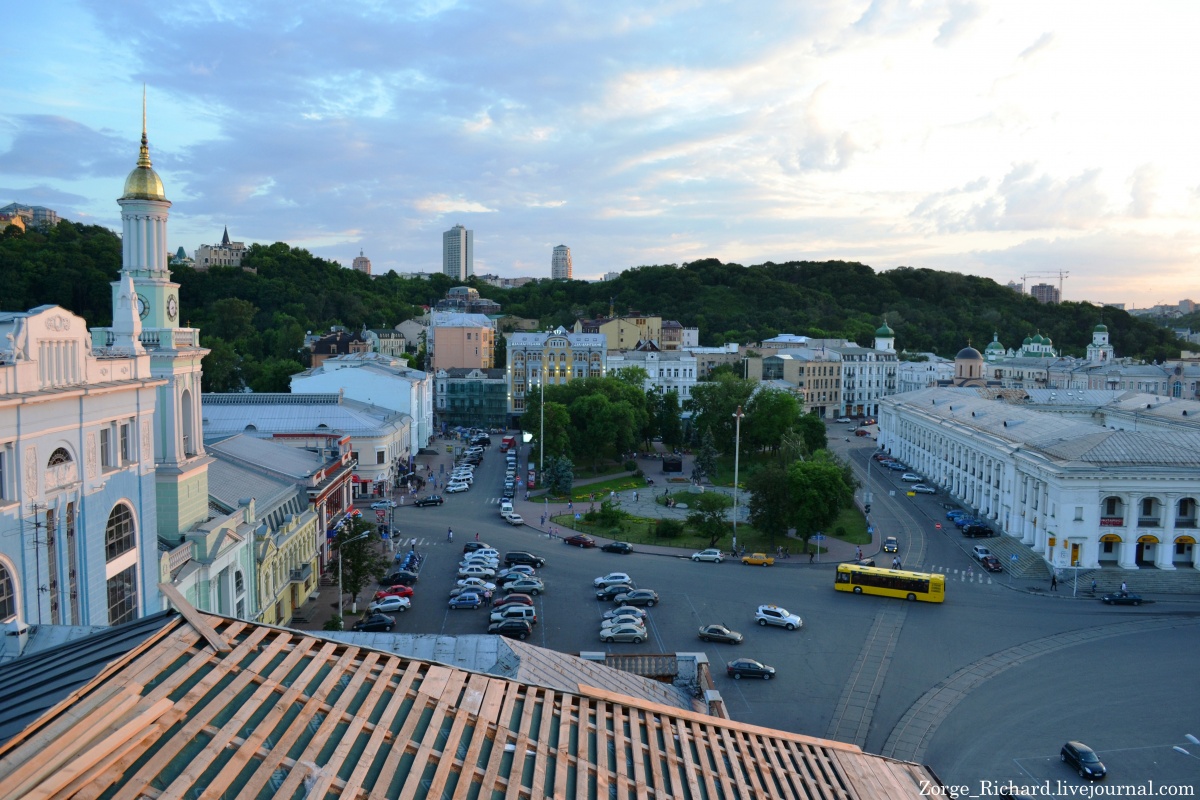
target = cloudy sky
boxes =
[3,1,1197,307]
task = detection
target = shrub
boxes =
[623,459,638,472]
[656,519,684,539]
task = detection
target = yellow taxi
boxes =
[741,552,775,566]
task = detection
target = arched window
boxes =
[105,504,135,562]
[48,448,72,467]
[0,562,15,621]
[235,570,245,595]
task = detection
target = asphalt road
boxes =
[380,432,1200,796]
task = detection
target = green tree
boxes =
[543,455,575,496]
[686,492,734,548]
[332,519,388,615]
[787,455,854,553]
[794,413,828,456]
[201,337,243,392]
[743,388,801,452]
[686,374,755,452]
[694,427,719,481]
[657,389,684,448]
[746,462,796,548]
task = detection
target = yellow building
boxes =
[574,314,682,351]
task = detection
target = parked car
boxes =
[455,577,496,592]
[370,499,397,509]
[912,484,937,494]
[463,541,493,553]
[373,585,414,601]
[1060,741,1106,780]
[379,570,419,586]
[741,552,775,566]
[901,473,922,482]
[594,572,633,588]
[504,577,545,596]
[601,541,634,554]
[600,622,648,643]
[971,545,992,561]
[882,537,900,553]
[496,564,537,579]
[368,596,411,614]
[504,551,546,567]
[457,564,497,579]
[503,513,525,526]
[602,611,646,628]
[855,428,871,436]
[493,593,534,609]
[980,555,1003,573]
[352,613,395,632]
[445,481,470,493]
[726,658,776,680]
[962,524,994,538]
[1101,591,1143,606]
[691,548,725,563]
[448,592,482,609]
[698,624,744,644]
[596,583,636,601]
[835,417,852,423]
[449,472,473,484]
[755,604,802,630]
[413,495,444,507]
[563,534,597,548]
[487,619,533,640]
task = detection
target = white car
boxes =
[754,604,802,630]
[455,577,497,592]
[600,623,648,644]
[368,596,411,614]
[472,548,500,558]
[450,471,474,482]
[691,548,724,563]
[460,557,499,570]
[972,545,992,562]
[912,484,937,494]
[457,564,496,579]
[504,513,525,526]
[594,572,634,588]
[603,605,647,621]
[370,499,397,509]
[496,565,536,579]
[901,473,922,482]
[835,417,852,423]
[445,481,470,493]
[601,614,645,630]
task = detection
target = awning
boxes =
[1174,535,1196,545]
[1136,534,1159,544]
[1099,534,1122,543]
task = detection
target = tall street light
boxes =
[337,524,372,622]
[539,355,545,477]
[731,404,744,553]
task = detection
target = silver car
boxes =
[600,622,648,643]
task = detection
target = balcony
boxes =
[290,564,314,585]
[1137,517,1162,528]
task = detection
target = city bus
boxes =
[834,564,945,603]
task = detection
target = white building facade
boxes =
[551,245,572,280]
[606,350,698,401]
[506,327,607,423]
[878,388,1200,572]
[442,224,473,281]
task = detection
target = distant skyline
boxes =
[2,1,1197,307]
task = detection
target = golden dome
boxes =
[122,129,166,201]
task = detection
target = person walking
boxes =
[447,528,453,543]
[1120,581,1128,593]
[1050,572,1058,591]
[1091,578,1097,594]
[809,550,815,564]
[475,532,479,542]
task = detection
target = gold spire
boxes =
[122,86,166,200]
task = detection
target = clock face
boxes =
[136,293,149,320]
[167,294,178,320]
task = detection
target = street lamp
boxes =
[539,357,545,478]
[337,525,372,621]
[731,405,744,552]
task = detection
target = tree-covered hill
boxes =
[1,222,1186,376]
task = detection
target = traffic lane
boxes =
[924,624,1200,794]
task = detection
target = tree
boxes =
[657,389,684,448]
[743,388,801,452]
[686,374,755,453]
[332,519,388,614]
[746,463,796,548]
[787,455,854,553]
[543,455,575,496]
[794,413,828,456]
[694,427,719,481]
[686,492,734,548]
[569,394,618,471]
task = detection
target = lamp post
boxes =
[539,358,545,478]
[731,405,744,553]
[337,525,372,621]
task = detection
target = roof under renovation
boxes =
[0,602,943,798]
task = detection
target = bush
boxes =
[656,519,684,539]
[634,468,644,478]
[623,459,638,472]
[323,616,345,632]
[835,526,847,539]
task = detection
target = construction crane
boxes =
[1019,271,1070,302]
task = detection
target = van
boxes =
[500,500,514,517]
[490,604,537,624]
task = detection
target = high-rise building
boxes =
[551,244,572,280]
[352,249,371,275]
[1030,283,1060,304]
[442,224,473,281]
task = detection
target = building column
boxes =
[1156,494,1178,570]
[1119,494,1140,570]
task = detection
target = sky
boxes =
[2,0,1198,308]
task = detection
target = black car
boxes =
[504,551,547,568]
[463,541,493,553]
[380,570,419,586]
[601,541,634,554]
[487,619,533,640]
[596,583,636,600]
[502,485,516,499]
[1101,591,1143,606]
[726,658,775,680]
[412,495,443,507]
[352,613,395,632]
[962,525,994,538]
[1060,741,1106,780]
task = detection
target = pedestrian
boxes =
[568,501,573,511]
[634,491,639,502]
[475,532,480,542]
[447,528,453,542]
[809,549,815,564]
[483,589,492,602]
[1120,581,1127,593]
[1091,578,1097,594]
[1051,572,1058,591]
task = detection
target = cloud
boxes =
[412,195,497,215]
[0,115,127,179]
[1127,164,1157,218]
[1018,31,1055,60]
[934,1,982,46]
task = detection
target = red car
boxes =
[563,534,596,548]
[493,592,534,608]
[373,584,415,601]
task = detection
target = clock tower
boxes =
[105,94,212,543]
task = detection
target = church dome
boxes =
[1022,336,1033,346]
[875,322,894,336]
[1031,334,1045,345]
[956,346,983,360]
[1094,324,1108,332]
[985,339,1005,353]
[1042,335,1052,346]
[122,130,166,201]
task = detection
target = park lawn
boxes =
[549,512,822,556]
[542,474,651,503]
[572,461,630,479]
[707,451,777,487]
[821,506,871,545]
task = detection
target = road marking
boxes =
[825,605,908,747]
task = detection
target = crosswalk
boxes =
[924,565,1000,586]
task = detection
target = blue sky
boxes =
[3,0,1197,307]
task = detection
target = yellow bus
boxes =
[834,564,945,603]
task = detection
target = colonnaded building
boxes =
[878,386,1200,574]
